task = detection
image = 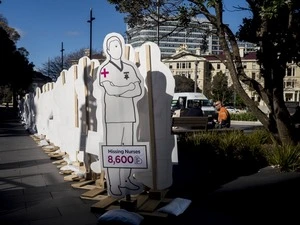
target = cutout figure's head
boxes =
[106,36,122,60]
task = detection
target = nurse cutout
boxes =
[98,33,145,197]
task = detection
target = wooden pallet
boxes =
[64,174,85,182]
[48,151,66,159]
[89,189,172,220]
[42,145,60,153]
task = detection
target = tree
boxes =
[236,0,300,144]
[0,20,34,108]
[107,0,300,144]
[0,15,20,42]
[38,48,98,81]
[174,75,201,92]
[211,71,233,104]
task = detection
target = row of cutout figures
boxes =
[18,33,179,198]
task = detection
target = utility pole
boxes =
[60,42,64,71]
[87,8,95,59]
[194,61,199,93]
[156,0,160,46]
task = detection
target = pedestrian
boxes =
[214,100,230,128]
[184,101,204,117]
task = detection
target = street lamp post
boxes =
[60,42,64,71]
[156,0,160,46]
[87,8,95,59]
[194,61,199,93]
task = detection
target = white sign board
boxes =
[102,145,148,168]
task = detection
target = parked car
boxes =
[171,92,217,117]
[225,106,239,113]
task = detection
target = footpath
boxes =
[1,106,300,225]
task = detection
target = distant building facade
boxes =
[162,45,300,109]
[126,17,257,58]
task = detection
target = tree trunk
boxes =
[272,68,298,144]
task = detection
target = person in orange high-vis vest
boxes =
[214,100,231,128]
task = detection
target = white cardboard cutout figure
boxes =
[51,72,66,149]
[135,42,177,190]
[33,87,41,135]
[75,57,102,170]
[37,83,53,138]
[57,67,78,161]
[97,33,146,197]
[88,59,105,174]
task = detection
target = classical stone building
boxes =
[162,45,300,109]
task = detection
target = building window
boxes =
[177,63,180,69]
[285,81,294,88]
[252,73,255,79]
[169,65,173,69]
[217,64,220,69]
[286,66,296,77]
[285,93,293,101]
[287,68,292,76]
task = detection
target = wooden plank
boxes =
[52,159,65,165]
[71,179,94,189]
[136,194,149,208]
[42,145,59,152]
[106,205,121,211]
[138,199,162,212]
[64,174,80,181]
[75,184,98,190]
[48,152,65,158]
[81,187,106,198]
[145,44,158,190]
[80,194,108,201]
[59,170,73,175]
[91,196,120,210]
[57,162,67,168]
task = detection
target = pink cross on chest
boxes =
[101,68,109,78]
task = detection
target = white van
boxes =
[171,92,217,116]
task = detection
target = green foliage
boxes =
[0,85,13,103]
[211,71,233,104]
[246,128,273,146]
[179,129,270,181]
[179,129,299,176]
[0,25,34,107]
[173,75,200,92]
[263,143,300,172]
[230,112,258,121]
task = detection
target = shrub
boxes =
[231,112,257,121]
[177,129,269,185]
[263,143,300,172]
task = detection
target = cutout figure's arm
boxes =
[101,81,135,96]
[120,81,142,98]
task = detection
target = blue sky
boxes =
[1,0,250,70]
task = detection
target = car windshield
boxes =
[186,99,213,108]
[202,100,213,107]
